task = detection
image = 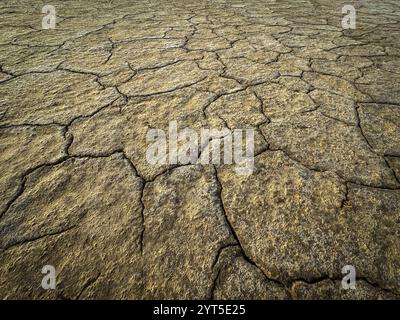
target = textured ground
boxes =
[0,0,400,299]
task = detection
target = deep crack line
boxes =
[127,76,208,99]
[0,156,69,220]
[212,165,285,289]
[75,272,102,300]
[0,224,77,252]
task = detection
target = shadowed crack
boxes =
[75,272,102,300]
[212,165,287,290]
[127,76,208,98]
[1,224,77,252]
[0,156,69,220]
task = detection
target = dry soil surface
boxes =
[0,0,400,299]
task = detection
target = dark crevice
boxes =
[212,165,287,291]
[75,272,101,300]
[1,224,76,252]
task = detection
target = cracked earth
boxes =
[0,0,400,299]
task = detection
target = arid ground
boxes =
[0,0,399,299]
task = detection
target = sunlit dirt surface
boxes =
[0,0,399,299]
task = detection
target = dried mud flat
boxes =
[0,0,399,299]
